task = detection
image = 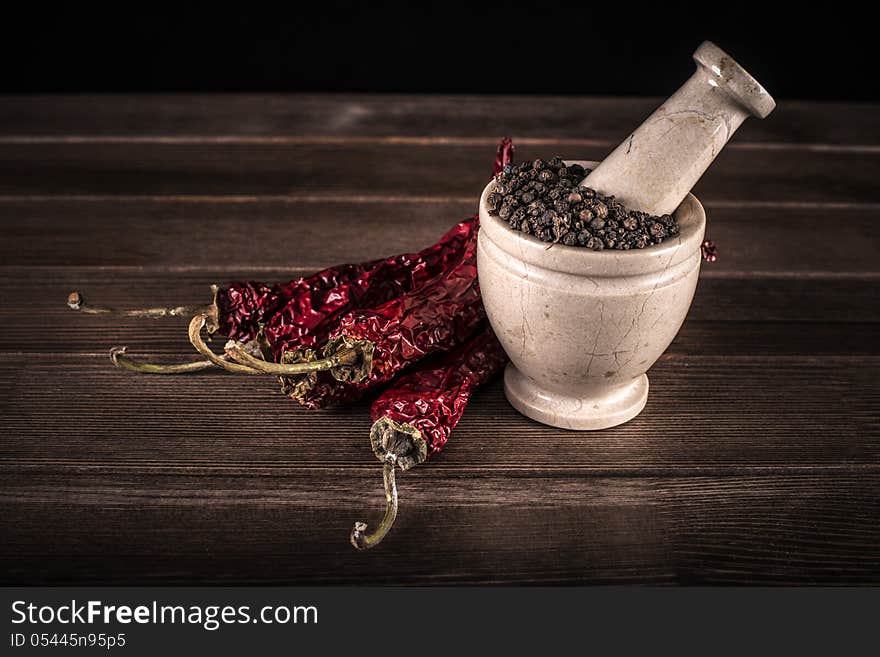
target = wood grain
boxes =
[0,95,878,585]
[0,142,878,204]
[0,356,876,472]
[1,472,877,585]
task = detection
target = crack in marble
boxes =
[611,238,683,367]
[649,108,723,151]
[612,350,627,367]
[585,302,604,374]
[519,260,531,357]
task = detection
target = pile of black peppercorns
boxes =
[486,157,679,250]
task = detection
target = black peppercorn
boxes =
[538,169,557,184]
[578,186,596,199]
[535,228,552,243]
[552,215,569,238]
[539,210,556,227]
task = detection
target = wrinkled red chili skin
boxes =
[371,326,507,457]
[338,235,482,383]
[296,230,484,408]
[262,217,477,358]
[218,262,378,342]
[217,219,474,345]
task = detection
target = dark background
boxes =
[2,3,876,100]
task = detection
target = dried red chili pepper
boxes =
[265,216,477,357]
[351,325,507,549]
[225,226,485,406]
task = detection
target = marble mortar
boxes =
[477,161,706,430]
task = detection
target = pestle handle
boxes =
[693,41,776,119]
[581,41,775,216]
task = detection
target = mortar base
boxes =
[503,365,649,431]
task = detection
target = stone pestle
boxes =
[581,41,776,217]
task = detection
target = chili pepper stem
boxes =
[188,314,263,375]
[68,291,204,319]
[224,341,362,377]
[109,346,218,374]
[369,417,427,471]
[350,456,399,550]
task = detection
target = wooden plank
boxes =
[1,95,877,148]
[0,200,876,275]
[0,199,477,269]
[1,472,877,584]
[0,143,878,204]
[1,356,876,472]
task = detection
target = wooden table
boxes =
[1,96,877,585]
